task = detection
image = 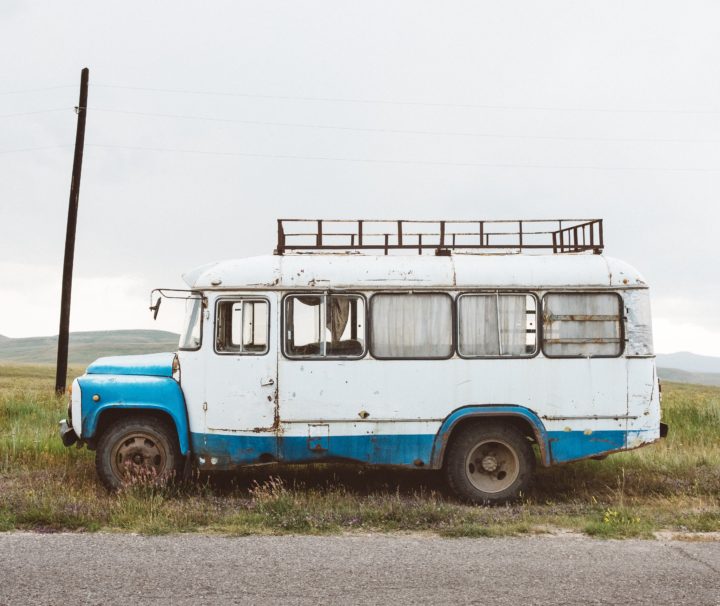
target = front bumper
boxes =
[59,419,78,447]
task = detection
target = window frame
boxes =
[177,294,205,352]
[368,291,455,361]
[540,290,625,359]
[213,296,271,356]
[281,291,368,361]
[455,291,540,360]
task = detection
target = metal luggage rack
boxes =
[275,218,604,255]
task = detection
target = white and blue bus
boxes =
[60,219,664,503]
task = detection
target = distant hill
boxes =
[657,367,720,387]
[0,330,180,365]
[656,352,720,386]
[656,352,720,375]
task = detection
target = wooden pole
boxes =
[55,67,89,394]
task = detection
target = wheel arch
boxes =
[430,405,550,468]
[77,374,190,455]
[92,407,186,454]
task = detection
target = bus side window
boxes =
[458,293,537,357]
[370,293,453,359]
[216,299,269,354]
[326,296,365,356]
[284,294,365,358]
[542,292,623,357]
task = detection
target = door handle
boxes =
[261,377,275,386]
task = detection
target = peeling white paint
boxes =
[184,254,647,290]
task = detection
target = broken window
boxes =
[215,299,269,354]
[284,294,365,358]
[542,293,623,357]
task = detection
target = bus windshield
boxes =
[179,297,203,350]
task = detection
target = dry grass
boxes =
[0,363,718,538]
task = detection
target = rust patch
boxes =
[252,387,282,434]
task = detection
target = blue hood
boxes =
[86,352,176,377]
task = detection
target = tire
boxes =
[95,414,183,491]
[444,422,535,504]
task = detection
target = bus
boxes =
[60,219,664,503]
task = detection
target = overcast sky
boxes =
[1,1,719,354]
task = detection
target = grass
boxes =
[0,363,719,538]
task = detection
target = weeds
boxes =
[584,507,654,539]
[0,363,719,538]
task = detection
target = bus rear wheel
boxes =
[445,422,535,504]
[95,414,182,491]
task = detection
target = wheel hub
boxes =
[112,433,167,479]
[480,455,498,472]
[464,439,520,494]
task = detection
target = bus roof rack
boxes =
[275,218,604,256]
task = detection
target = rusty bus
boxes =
[60,219,665,503]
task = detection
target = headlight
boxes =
[70,379,82,437]
[172,354,181,382]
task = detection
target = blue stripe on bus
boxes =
[547,430,627,462]
[191,432,436,468]
[190,429,633,469]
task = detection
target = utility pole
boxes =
[55,67,89,394]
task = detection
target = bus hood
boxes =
[86,352,176,377]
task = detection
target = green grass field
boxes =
[0,363,718,538]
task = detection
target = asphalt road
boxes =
[1,533,719,605]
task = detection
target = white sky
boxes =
[1,1,719,354]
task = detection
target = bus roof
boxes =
[183,253,647,290]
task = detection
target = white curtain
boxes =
[458,295,529,356]
[499,295,528,355]
[543,293,621,357]
[371,294,452,358]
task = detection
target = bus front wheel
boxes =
[95,414,183,491]
[444,422,535,504]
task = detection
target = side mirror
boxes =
[150,297,162,320]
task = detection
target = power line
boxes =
[86,143,720,172]
[4,140,718,171]
[93,83,720,115]
[90,107,720,144]
[0,108,71,119]
[0,144,73,154]
[3,104,717,144]
[0,85,76,96]
[3,81,718,114]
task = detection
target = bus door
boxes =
[204,294,278,433]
